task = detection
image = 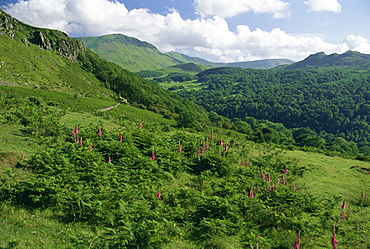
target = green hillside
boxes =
[76,34,180,72]
[0,9,208,123]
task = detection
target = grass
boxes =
[286,150,370,200]
[0,124,41,154]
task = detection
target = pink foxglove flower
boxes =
[138,121,143,129]
[284,167,289,174]
[341,199,346,210]
[218,139,223,146]
[108,157,111,163]
[293,185,297,191]
[260,169,265,178]
[331,230,339,248]
[249,188,255,198]
[119,132,123,142]
[281,174,286,184]
[266,174,271,182]
[178,142,182,153]
[79,137,83,146]
[151,150,156,160]
[293,233,301,249]
[197,146,201,155]
[90,144,93,150]
[98,128,102,137]
[362,191,365,198]
[224,143,229,152]
[341,211,346,220]
[156,189,161,199]
[74,125,79,135]
[241,160,245,166]
[210,132,215,139]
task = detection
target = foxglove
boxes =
[151,149,156,160]
[119,132,123,142]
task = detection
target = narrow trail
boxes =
[98,103,120,111]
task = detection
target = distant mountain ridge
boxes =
[283,50,370,69]
[76,34,294,71]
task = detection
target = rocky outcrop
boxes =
[0,9,84,62]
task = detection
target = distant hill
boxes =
[283,50,370,69]
[75,34,180,72]
[165,52,294,69]
[76,34,294,71]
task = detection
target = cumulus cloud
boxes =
[194,0,291,18]
[343,34,370,54]
[304,0,342,13]
[2,0,368,63]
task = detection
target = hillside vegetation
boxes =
[1,9,370,249]
[1,91,370,248]
[175,64,370,156]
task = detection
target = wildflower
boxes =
[89,144,93,150]
[331,229,339,249]
[210,132,215,139]
[119,132,123,142]
[151,149,156,160]
[341,211,346,220]
[178,142,182,153]
[157,189,161,199]
[293,232,301,249]
[341,199,346,210]
[224,142,229,152]
[249,188,255,198]
[284,167,289,174]
[260,169,265,178]
[138,121,143,129]
[197,146,201,155]
[98,128,102,137]
[241,160,245,166]
[108,157,111,163]
[266,174,271,182]
[293,185,297,191]
[218,139,223,146]
[74,125,79,135]
[245,162,249,167]
[79,137,83,146]
[362,191,365,198]
[281,174,286,184]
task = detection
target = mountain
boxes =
[76,34,294,71]
[165,52,294,69]
[75,34,180,72]
[0,9,208,122]
[223,58,294,69]
[283,50,370,69]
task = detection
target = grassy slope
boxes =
[0,34,114,100]
[76,34,179,72]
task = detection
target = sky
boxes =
[1,0,369,62]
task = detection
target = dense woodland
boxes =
[176,67,370,156]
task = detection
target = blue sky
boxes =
[1,0,369,62]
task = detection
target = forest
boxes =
[176,67,370,156]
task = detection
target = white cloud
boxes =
[304,0,342,13]
[343,34,370,54]
[194,0,291,18]
[2,0,368,63]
